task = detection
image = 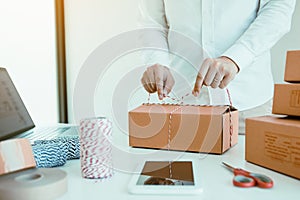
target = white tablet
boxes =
[128,160,202,195]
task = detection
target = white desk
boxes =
[57,135,300,200]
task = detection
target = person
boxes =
[139,0,296,134]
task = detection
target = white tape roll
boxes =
[0,168,67,200]
[0,138,68,200]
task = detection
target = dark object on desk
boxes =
[144,177,175,185]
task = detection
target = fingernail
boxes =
[194,91,199,97]
[163,89,167,97]
[159,94,163,100]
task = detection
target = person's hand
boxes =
[192,57,239,96]
[141,64,175,100]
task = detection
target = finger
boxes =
[211,73,223,88]
[146,67,157,92]
[142,70,156,92]
[163,72,175,97]
[219,74,233,89]
[193,58,211,96]
[153,66,164,100]
[203,62,218,86]
[141,75,155,93]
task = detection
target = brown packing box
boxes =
[128,104,238,154]
[273,84,300,116]
[246,116,300,179]
[284,50,300,82]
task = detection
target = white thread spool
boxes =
[0,139,67,200]
[79,117,113,179]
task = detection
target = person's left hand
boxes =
[192,57,239,96]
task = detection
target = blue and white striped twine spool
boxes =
[32,136,80,168]
[32,142,67,168]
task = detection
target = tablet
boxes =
[128,160,202,195]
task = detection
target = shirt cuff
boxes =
[222,42,256,71]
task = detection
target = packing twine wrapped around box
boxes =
[145,88,234,147]
[144,89,234,179]
[80,117,113,179]
[32,136,80,168]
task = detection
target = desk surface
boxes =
[57,135,300,200]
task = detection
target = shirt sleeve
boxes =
[138,0,171,68]
[222,0,296,71]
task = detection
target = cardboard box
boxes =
[246,116,300,179]
[128,104,238,154]
[273,84,300,116]
[284,50,300,82]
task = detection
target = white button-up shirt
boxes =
[139,0,296,110]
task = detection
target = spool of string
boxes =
[0,138,67,200]
[32,136,80,168]
[80,117,113,179]
[32,142,67,168]
[34,136,80,160]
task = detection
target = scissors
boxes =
[222,162,273,188]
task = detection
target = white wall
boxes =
[0,0,59,125]
[65,0,300,124]
[65,0,140,124]
[271,0,300,83]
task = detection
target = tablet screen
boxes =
[136,161,194,186]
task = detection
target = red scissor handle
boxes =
[249,173,274,188]
[233,175,256,188]
[233,168,273,188]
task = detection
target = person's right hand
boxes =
[141,64,175,100]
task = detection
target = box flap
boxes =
[247,115,300,128]
[129,104,237,115]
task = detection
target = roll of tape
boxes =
[0,168,67,200]
[0,138,36,175]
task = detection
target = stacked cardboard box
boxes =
[273,50,300,116]
[246,50,300,179]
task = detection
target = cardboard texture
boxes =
[246,116,300,180]
[128,104,238,154]
[273,84,300,116]
[284,50,300,82]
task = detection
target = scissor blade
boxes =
[222,162,235,172]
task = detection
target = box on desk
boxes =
[273,84,300,116]
[128,104,238,154]
[284,50,300,82]
[246,116,300,179]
